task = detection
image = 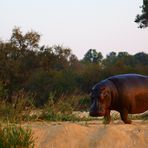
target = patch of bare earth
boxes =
[24,120,148,148]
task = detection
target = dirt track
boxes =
[24,120,148,148]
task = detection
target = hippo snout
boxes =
[89,111,99,117]
[89,101,105,117]
[89,105,99,117]
[89,111,105,117]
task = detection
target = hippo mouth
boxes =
[89,112,105,117]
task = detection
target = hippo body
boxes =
[89,74,148,124]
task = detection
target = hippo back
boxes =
[108,74,148,90]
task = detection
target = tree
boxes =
[103,52,117,66]
[117,52,129,58]
[10,27,40,50]
[135,0,148,28]
[134,52,148,65]
[83,49,103,63]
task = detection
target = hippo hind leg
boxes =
[120,109,132,124]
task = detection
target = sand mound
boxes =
[24,120,148,148]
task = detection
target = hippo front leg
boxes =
[120,109,132,124]
[103,110,111,124]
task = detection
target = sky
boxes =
[0,0,148,59]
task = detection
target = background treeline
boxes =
[0,27,148,106]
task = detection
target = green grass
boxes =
[39,110,100,122]
[0,123,35,148]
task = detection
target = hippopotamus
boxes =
[89,74,148,124]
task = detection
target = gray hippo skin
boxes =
[89,74,148,124]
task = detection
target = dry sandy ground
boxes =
[24,120,148,148]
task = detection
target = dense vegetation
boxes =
[0,27,148,107]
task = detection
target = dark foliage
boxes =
[0,27,148,106]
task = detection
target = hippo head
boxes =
[89,84,111,117]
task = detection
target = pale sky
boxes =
[0,0,148,59]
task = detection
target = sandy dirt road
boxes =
[23,120,148,148]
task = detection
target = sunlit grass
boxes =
[0,123,35,148]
